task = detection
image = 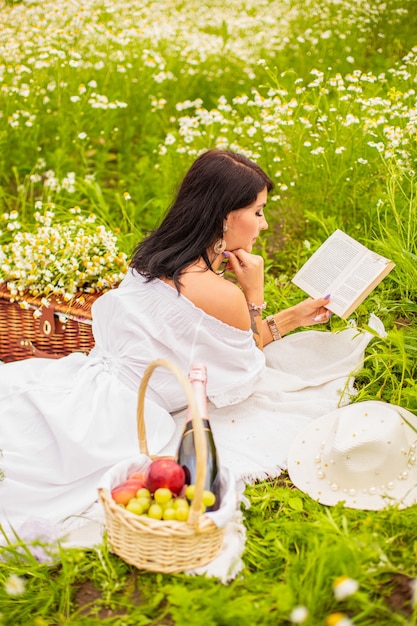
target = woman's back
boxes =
[90,269,265,411]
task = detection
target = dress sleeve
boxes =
[190,316,266,408]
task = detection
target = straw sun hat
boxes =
[287,401,417,510]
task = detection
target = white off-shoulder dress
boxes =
[0,269,376,535]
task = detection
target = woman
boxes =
[131,149,331,350]
[0,149,373,536]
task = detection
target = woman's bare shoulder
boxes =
[181,270,250,330]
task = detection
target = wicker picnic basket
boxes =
[0,282,100,362]
[98,358,226,573]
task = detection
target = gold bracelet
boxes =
[266,315,281,341]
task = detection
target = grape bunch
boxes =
[124,486,216,521]
[110,458,217,521]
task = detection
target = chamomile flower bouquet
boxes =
[0,204,129,307]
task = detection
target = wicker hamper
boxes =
[98,358,227,573]
[0,282,101,362]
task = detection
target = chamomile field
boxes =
[1,0,417,624]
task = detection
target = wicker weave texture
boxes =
[0,283,99,362]
[98,358,226,573]
[99,489,224,572]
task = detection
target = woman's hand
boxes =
[292,295,332,328]
[223,249,264,303]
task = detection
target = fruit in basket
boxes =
[111,482,142,505]
[146,458,185,495]
[148,502,164,520]
[110,475,147,505]
[110,463,204,521]
[153,487,173,505]
[185,484,217,508]
[136,487,151,499]
[127,471,148,483]
[175,508,189,521]
[202,490,217,508]
[118,484,192,521]
[136,495,151,512]
[174,499,190,521]
[126,498,146,515]
[162,506,177,520]
[125,477,147,491]
[184,484,195,501]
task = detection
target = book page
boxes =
[324,254,394,317]
[292,230,368,297]
[292,230,394,318]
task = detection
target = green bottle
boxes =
[175,363,220,512]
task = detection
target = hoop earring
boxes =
[213,238,227,255]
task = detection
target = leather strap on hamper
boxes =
[18,338,62,360]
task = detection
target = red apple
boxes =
[111,482,139,505]
[146,458,185,495]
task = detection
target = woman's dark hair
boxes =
[131,149,274,291]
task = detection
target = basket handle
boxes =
[136,358,208,528]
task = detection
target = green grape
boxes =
[162,507,176,520]
[137,496,151,512]
[148,503,163,519]
[202,490,216,507]
[185,484,196,501]
[175,506,189,521]
[136,487,151,499]
[126,498,144,515]
[154,487,173,504]
[173,497,189,510]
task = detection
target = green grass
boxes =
[1,479,417,625]
[1,0,417,622]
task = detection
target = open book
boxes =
[292,230,395,319]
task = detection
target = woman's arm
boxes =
[262,295,332,346]
[184,250,331,350]
[224,249,332,348]
[224,249,265,349]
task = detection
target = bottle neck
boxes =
[186,377,208,423]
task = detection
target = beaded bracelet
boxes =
[247,301,267,312]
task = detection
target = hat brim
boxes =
[287,401,417,510]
